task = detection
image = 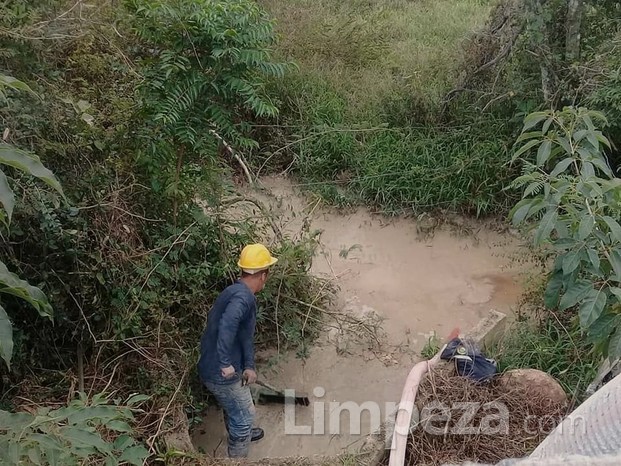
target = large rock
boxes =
[499,368,568,408]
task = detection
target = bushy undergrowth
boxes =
[0,0,329,456]
[483,258,599,403]
[255,0,621,216]
[253,0,518,215]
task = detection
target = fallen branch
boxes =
[208,128,254,184]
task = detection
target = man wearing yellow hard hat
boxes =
[198,243,277,458]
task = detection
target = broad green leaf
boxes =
[579,288,607,327]
[611,287,621,302]
[59,426,112,455]
[583,113,597,130]
[0,75,36,95]
[587,131,599,150]
[537,140,552,166]
[106,420,132,433]
[577,147,595,160]
[516,131,544,142]
[552,238,577,251]
[550,158,574,177]
[562,251,581,275]
[591,157,613,178]
[0,305,13,369]
[0,143,64,197]
[105,456,119,466]
[609,249,621,279]
[64,406,120,425]
[0,439,9,463]
[587,248,601,273]
[509,199,532,226]
[526,198,547,220]
[542,116,554,134]
[0,170,15,224]
[27,447,42,465]
[8,442,20,464]
[578,216,595,240]
[118,445,149,466]
[603,216,621,243]
[126,394,150,406]
[559,279,592,310]
[522,112,548,131]
[608,326,621,360]
[534,210,557,245]
[512,139,540,161]
[595,131,611,149]
[0,260,53,318]
[28,433,64,452]
[573,129,587,142]
[544,271,564,308]
[113,434,135,451]
[0,410,33,430]
[585,179,604,197]
[555,218,570,239]
[581,161,595,178]
[587,312,619,344]
[556,136,573,155]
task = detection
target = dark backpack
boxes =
[440,337,497,383]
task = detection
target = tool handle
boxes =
[255,379,281,393]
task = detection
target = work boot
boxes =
[251,427,264,442]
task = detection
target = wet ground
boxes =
[192,177,528,459]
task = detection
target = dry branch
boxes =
[382,367,567,466]
[208,128,254,184]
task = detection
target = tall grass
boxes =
[256,0,520,215]
[493,316,599,403]
[262,0,493,114]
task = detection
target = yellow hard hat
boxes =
[238,243,278,273]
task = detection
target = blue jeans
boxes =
[204,378,256,458]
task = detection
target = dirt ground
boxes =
[192,177,528,460]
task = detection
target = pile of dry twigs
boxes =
[401,367,567,466]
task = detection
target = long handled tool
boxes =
[255,380,310,406]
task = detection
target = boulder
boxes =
[499,368,568,408]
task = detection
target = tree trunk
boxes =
[565,0,583,62]
[533,0,558,106]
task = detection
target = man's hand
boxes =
[221,365,236,378]
[243,368,257,385]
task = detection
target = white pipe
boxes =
[388,350,444,466]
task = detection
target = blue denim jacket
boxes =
[198,281,257,385]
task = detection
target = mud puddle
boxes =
[192,177,528,459]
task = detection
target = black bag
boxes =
[440,337,497,383]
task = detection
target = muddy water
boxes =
[192,177,527,459]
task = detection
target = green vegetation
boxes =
[0,0,620,462]
[0,0,327,459]
[421,332,441,359]
[262,0,492,113]
[255,0,514,215]
[257,0,621,400]
[0,393,149,465]
[510,107,621,359]
[0,76,64,369]
[494,313,598,401]
[252,0,620,217]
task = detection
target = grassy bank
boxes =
[262,0,493,115]
[253,0,521,215]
